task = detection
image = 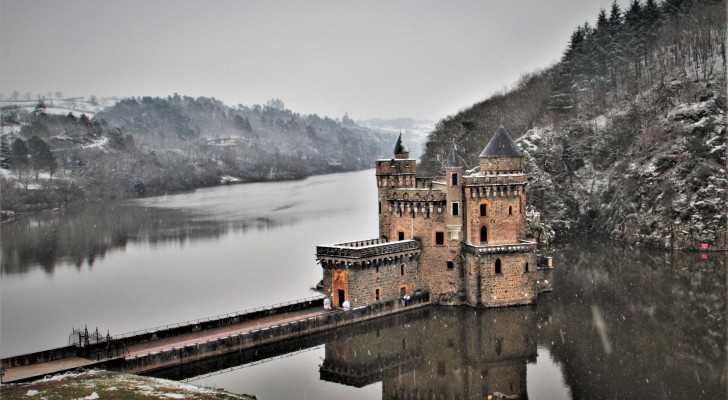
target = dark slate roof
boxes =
[478,126,523,158]
[445,142,461,167]
[394,133,409,154]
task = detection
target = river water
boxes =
[1,169,725,399]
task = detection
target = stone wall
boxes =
[463,251,543,307]
[480,156,523,173]
[322,257,419,307]
[378,207,463,303]
[465,190,526,245]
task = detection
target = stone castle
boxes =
[316,126,552,308]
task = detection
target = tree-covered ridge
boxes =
[420,0,726,249]
[1,95,393,211]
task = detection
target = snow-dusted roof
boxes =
[479,125,523,158]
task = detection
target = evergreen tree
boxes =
[11,138,30,188]
[607,1,625,88]
[0,138,10,169]
[27,135,54,180]
[33,100,47,117]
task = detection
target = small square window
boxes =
[446,261,454,270]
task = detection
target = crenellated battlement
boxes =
[464,173,528,185]
[316,239,421,265]
[383,188,447,203]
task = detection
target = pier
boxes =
[1,293,430,384]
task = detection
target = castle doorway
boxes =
[332,270,348,307]
[337,290,346,307]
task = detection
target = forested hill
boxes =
[420,0,726,250]
[0,96,393,211]
[97,96,391,173]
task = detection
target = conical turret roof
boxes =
[394,133,409,155]
[445,142,461,167]
[479,125,522,158]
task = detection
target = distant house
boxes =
[316,127,552,308]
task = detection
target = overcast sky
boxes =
[0,0,629,120]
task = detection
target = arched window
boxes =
[524,262,529,273]
[508,205,513,215]
[480,226,488,243]
[480,203,487,216]
[495,259,502,274]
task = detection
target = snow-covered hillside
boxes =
[518,76,726,250]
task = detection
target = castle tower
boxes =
[444,142,463,241]
[470,126,526,245]
[376,133,417,241]
[462,126,538,307]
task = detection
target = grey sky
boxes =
[1,0,628,120]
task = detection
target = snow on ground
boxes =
[593,115,608,130]
[82,136,109,150]
[1,124,22,135]
[668,99,719,121]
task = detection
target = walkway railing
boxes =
[113,295,325,340]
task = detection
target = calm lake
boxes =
[1,169,725,399]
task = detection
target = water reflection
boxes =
[544,241,726,400]
[152,306,552,399]
[1,204,233,274]
[170,241,725,400]
[1,170,375,275]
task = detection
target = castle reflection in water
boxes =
[320,306,540,399]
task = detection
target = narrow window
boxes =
[451,173,458,186]
[524,262,529,273]
[375,288,380,301]
[378,201,382,214]
[437,360,446,376]
[495,259,502,274]
[435,231,445,246]
[508,205,513,215]
[400,264,405,276]
[446,261,454,270]
[398,231,405,241]
[452,202,459,216]
[480,226,488,243]
[480,203,487,216]
[376,264,380,273]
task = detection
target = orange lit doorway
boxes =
[332,270,348,307]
